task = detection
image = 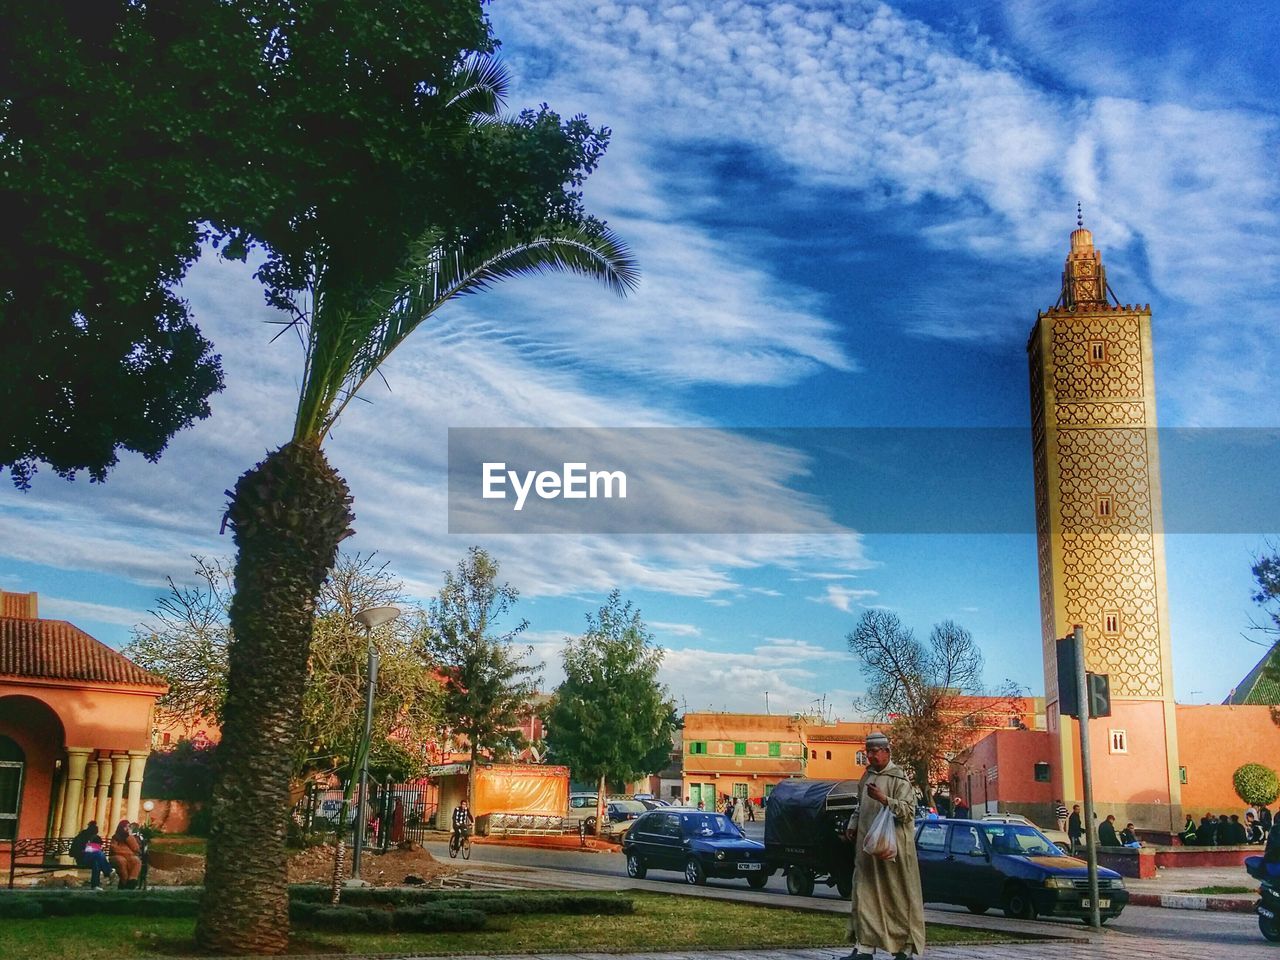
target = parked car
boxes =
[916,818,1128,922]
[602,799,649,835]
[622,809,770,887]
[980,813,1072,852]
[567,792,600,832]
[764,778,859,898]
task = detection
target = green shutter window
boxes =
[688,741,707,755]
[734,742,747,756]
[768,742,781,757]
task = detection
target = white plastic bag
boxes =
[862,803,898,861]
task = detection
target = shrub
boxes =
[1234,763,1280,806]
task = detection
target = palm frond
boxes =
[300,223,637,437]
[445,54,509,117]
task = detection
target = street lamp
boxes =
[142,799,155,828]
[349,605,400,882]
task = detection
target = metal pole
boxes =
[1074,624,1101,929]
[350,640,379,880]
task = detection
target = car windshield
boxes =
[611,800,648,814]
[679,813,742,838]
[980,823,1063,857]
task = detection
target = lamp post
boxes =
[349,605,400,882]
[142,799,155,828]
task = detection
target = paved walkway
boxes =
[1125,863,1259,912]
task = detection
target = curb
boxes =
[1127,891,1255,913]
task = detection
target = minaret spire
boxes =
[1061,207,1109,309]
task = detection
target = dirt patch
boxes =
[286,844,463,887]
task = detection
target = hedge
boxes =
[0,887,633,930]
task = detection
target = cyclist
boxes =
[451,800,473,850]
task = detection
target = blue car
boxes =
[916,818,1128,922]
[622,809,770,887]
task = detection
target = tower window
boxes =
[825,750,832,760]
[1109,729,1128,754]
[1088,340,1108,363]
[856,751,868,765]
[1179,766,1188,785]
[1102,611,1121,635]
[1095,496,1112,518]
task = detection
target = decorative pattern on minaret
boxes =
[1061,207,1110,309]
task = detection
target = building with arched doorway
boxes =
[0,591,165,852]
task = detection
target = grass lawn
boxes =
[1176,885,1256,895]
[0,890,1021,958]
[148,836,207,856]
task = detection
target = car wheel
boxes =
[625,853,647,879]
[1002,884,1037,921]
[746,872,768,890]
[965,903,988,915]
[684,857,706,885]
[585,816,597,835]
[786,866,815,897]
[1259,913,1280,942]
[836,871,853,900]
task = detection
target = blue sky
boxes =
[2,0,1278,716]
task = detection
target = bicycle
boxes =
[448,827,472,860]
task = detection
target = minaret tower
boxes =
[1028,208,1181,833]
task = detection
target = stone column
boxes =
[108,754,129,829]
[57,748,92,861]
[94,758,112,827]
[125,750,149,824]
[81,757,100,830]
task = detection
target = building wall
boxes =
[1177,704,1280,813]
[681,712,805,808]
[805,720,873,780]
[952,729,1058,824]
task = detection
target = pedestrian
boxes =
[733,796,746,828]
[1054,799,1069,833]
[746,797,756,822]
[1119,822,1142,848]
[952,796,969,819]
[1067,804,1083,854]
[1178,814,1197,846]
[1247,813,1265,844]
[1199,814,1217,846]
[389,798,406,846]
[1098,814,1120,847]
[109,819,143,889]
[1227,814,1248,845]
[1262,806,1274,838]
[843,731,925,960]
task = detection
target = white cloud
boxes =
[809,583,878,613]
[650,621,703,638]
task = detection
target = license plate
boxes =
[1261,906,1275,920]
[739,862,761,870]
[1082,899,1110,909]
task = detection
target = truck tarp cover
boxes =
[764,779,856,847]
[472,765,569,817]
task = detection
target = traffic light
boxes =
[1087,672,1112,719]
[1056,636,1080,718]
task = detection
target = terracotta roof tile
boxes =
[0,617,166,689]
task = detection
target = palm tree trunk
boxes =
[196,442,353,955]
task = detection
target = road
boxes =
[422,838,1263,953]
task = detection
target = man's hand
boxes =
[867,783,888,806]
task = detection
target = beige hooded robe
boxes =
[848,760,926,956]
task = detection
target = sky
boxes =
[2,0,1278,717]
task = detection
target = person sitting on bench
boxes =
[109,819,143,889]
[70,821,114,889]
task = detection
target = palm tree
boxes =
[194,63,637,955]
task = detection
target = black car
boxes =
[621,809,770,887]
[916,818,1129,922]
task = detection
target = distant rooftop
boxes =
[1223,644,1280,706]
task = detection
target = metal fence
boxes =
[294,779,440,849]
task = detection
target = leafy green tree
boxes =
[124,553,442,792]
[545,591,678,831]
[846,610,1022,792]
[422,548,542,807]
[6,5,635,952]
[1251,549,1280,720]
[1234,763,1280,807]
